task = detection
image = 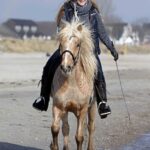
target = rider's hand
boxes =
[111,49,119,61]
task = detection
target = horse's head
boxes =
[58,20,97,80]
[58,20,83,75]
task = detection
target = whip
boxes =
[115,61,131,122]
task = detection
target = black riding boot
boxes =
[95,80,111,119]
[32,49,61,111]
[95,56,111,119]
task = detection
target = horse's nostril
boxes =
[60,64,72,73]
[67,65,71,70]
[60,65,67,73]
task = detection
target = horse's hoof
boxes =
[50,142,59,150]
[87,146,94,150]
[63,146,69,150]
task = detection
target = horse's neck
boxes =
[75,62,85,79]
[54,62,92,96]
[70,63,83,82]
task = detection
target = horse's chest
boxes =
[53,78,91,99]
[54,88,90,114]
[51,69,93,111]
[52,69,92,97]
[54,84,89,102]
[75,72,91,95]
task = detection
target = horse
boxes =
[50,20,97,150]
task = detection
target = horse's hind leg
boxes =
[87,100,96,150]
[62,113,69,150]
[75,107,87,150]
[50,106,62,150]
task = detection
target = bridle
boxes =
[61,36,81,67]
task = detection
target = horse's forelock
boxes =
[59,20,83,39]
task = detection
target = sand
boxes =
[0,53,150,150]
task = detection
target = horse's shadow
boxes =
[0,142,42,150]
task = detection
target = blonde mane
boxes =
[58,20,97,81]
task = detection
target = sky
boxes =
[0,0,150,23]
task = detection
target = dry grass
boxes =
[101,44,150,54]
[0,38,150,54]
[0,38,58,53]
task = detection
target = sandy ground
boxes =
[0,53,150,150]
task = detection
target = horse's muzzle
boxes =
[60,64,72,74]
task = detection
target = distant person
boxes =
[32,0,119,119]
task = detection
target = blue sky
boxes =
[0,0,150,23]
[113,0,150,22]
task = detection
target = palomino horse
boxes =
[50,20,97,150]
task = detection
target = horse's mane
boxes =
[58,20,97,82]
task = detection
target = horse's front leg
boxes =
[75,107,87,150]
[50,106,62,150]
[62,113,69,150]
[87,100,96,150]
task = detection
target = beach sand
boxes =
[0,53,150,150]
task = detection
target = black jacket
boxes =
[61,1,115,55]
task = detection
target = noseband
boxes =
[61,48,80,66]
[61,36,81,66]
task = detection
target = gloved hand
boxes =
[111,49,119,61]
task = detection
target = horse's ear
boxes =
[77,24,82,32]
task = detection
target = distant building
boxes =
[0,24,19,38]
[105,22,141,45]
[143,23,150,44]
[1,18,57,40]
[3,19,39,39]
[36,21,57,40]
[1,18,148,44]
[105,22,128,40]
[117,25,140,45]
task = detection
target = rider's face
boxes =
[77,0,87,6]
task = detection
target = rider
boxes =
[33,0,119,119]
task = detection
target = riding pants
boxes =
[40,49,61,99]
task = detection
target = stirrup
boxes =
[35,96,46,105]
[98,101,106,110]
[100,110,111,116]
[98,102,111,119]
[32,96,47,111]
